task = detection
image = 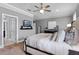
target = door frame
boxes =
[2,13,18,47]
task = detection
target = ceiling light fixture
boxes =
[27,3,51,13]
[40,9,44,14]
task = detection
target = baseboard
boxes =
[17,40,24,43]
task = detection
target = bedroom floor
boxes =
[0,42,26,55]
[4,39,15,46]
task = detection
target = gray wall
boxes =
[76,4,79,18]
[36,16,73,33]
[0,7,33,46]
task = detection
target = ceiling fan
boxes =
[27,3,51,14]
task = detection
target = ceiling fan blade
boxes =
[45,10,51,12]
[40,3,43,9]
[35,6,39,8]
[33,10,39,12]
[45,5,50,8]
[27,9,31,11]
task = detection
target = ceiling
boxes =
[8,3,78,20]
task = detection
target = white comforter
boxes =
[26,33,72,55]
[26,33,52,48]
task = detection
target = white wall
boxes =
[0,6,34,47]
[36,16,73,33]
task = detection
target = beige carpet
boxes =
[0,42,26,55]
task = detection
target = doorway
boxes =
[2,13,18,47]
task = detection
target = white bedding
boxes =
[26,33,52,48]
[26,33,73,55]
[37,39,72,54]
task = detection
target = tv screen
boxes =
[23,20,32,27]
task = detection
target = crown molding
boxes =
[0,3,33,17]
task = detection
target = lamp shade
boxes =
[67,24,71,27]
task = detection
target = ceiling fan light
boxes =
[40,9,44,14]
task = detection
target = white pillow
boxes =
[57,30,65,42]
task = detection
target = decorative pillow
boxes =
[53,32,58,41]
[50,33,54,40]
[64,32,74,45]
[50,32,58,41]
[56,30,65,42]
[72,29,79,45]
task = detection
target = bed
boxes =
[23,30,79,55]
[23,20,79,55]
[23,29,79,55]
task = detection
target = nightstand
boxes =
[44,29,58,33]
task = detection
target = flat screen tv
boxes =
[23,20,32,27]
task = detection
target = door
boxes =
[6,17,17,41]
[2,14,18,46]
